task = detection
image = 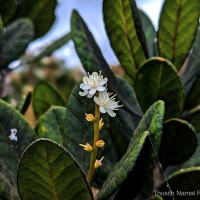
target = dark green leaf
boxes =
[0,0,16,24]
[0,99,35,179]
[158,118,197,166]
[32,82,66,118]
[103,0,146,82]
[28,32,71,63]
[134,57,184,119]
[14,0,57,38]
[158,0,200,70]
[70,10,142,117]
[36,106,66,145]
[96,100,165,200]
[17,139,93,200]
[187,108,200,133]
[1,18,34,68]
[0,160,19,199]
[158,167,200,200]
[139,10,157,57]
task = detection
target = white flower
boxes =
[9,128,18,141]
[94,91,122,117]
[79,72,108,98]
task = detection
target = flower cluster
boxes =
[79,71,122,117]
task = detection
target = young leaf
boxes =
[158,0,200,70]
[17,139,93,200]
[1,18,34,68]
[36,106,66,145]
[103,0,146,81]
[70,10,142,117]
[158,167,200,200]
[0,99,35,178]
[134,57,184,119]
[96,100,165,200]
[32,82,66,118]
[14,0,57,38]
[158,118,197,166]
[0,0,16,24]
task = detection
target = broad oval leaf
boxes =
[96,100,165,200]
[103,0,146,81]
[134,57,184,119]
[158,0,200,70]
[70,10,142,117]
[14,0,57,38]
[158,118,197,166]
[0,0,16,24]
[36,106,66,144]
[32,82,66,118]
[1,18,34,68]
[0,99,35,178]
[17,139,93,200]
[158,167,200,200]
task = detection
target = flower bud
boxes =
[99,118,104,130]
[79,143,93,152]
[94,157,104,169]
[96,140,105,148]
[85,113,96,122]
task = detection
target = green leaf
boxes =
[28,32,71,63]
[14,0,57,38]
[158,167,200,200]
[0,99,35,179]
[0,160,19,199]
[158,118,197,166]
[134,57,184,119]
[36,106,66,145]
[32,82,66,118]
[17,139,93,200]
[139,10,157,57]
[103,0,146,81]
[1,18,34,68]
[0,0,16,24]
[158,0,200,70]
[70,10,142,117]
[96,100,165,200]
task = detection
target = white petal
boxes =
[96,85,106,92]
[80,83,90,90]
[79,90,88,96]
[99,77,108,85]
[106,109,116,117]
[83,76,88,83]
[99,106,106,113]
[94,96,100,105]
[89,88,96,95]
[92,72,98,78]
[87,93,94,98]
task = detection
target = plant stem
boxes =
[87,96,100,183]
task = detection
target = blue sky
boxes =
[30,0,164,68]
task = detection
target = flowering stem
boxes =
[87,95,100,183]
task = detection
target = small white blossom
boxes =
[79,72,108,98]
[94,91,122,117]
[9,128,18,141]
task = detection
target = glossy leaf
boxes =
[0,160,19,199]
[1,18,34,68]
[158,0,200,70]
[158,118,197,166]
[36,106,66,145]
[139,10,156,57]
[32,82,66,118]
[71,10,142,117]
[103,0,146,81]
[0,99,35,178]
[158,167,200,200]
[14,0,57,38]
[0,0,16,24]
[17,139,93,200]
[134,57,184,119]
[96,100,165,200]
